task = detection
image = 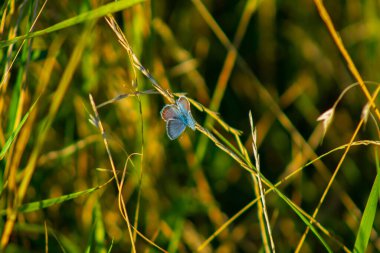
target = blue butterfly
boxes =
[161,96,196,140]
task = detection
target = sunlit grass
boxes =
[1,0,380,252]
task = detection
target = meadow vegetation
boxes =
[1,0,380,252]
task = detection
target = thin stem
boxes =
[313,0,380,122]
[295,86,380,252]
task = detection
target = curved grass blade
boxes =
[211,128,246,162]
[0,0,145,48]
[275,188,333,252]
[107,239,114,253]
[0,178,112,215]
[0,96,40,160]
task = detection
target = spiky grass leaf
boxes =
[0,180,110,215]
[353,173,380,252]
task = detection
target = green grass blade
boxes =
[88,201,106,253]
[353,173,380,252]
[85,216,95,253]
[0,0,145,48]
[0,160,3,195]
[0,96,40,160]
[7,3,33,135]
[107,239,114,253]
[273,188,333,252]
[0,180,110,215]
[17,187,100,214]
[210,124,332,250]
[168,219,184,253]
[212,128,246,162]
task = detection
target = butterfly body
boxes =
[161,96,196,140]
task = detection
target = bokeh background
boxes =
[1,0,380,252]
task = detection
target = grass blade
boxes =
[107,239,114,253]
[0,179,112,215]
[93,201,106,253]
[0,96,40,160]
[0,0,145,48]
[353,173,380,252]
[274,188,333,252]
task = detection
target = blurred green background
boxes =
[1,0,380,252]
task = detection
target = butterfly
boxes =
[161,96,196,140]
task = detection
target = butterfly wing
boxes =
[166,119,186,140]
[185,111,196,130]
[177,96,191,111]
[177,96,196,130]
[161,104,180,121]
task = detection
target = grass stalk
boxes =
[295,86,380,252]
[249,111,275,252]
[0,20,91,250]
[89,94,137,253]
[313,0,380,121]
